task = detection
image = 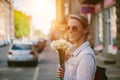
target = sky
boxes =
[13,0,56,35]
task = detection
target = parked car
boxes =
[4,40,12,46]
[0,40,5,47]
[0,40,12,47]
[38,38,47,52]
[31,38,47,53]
[7,42,38,66]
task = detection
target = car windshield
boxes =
[12,44,31,50]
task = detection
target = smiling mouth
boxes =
[69,34,75,38]
[69,33,75,36]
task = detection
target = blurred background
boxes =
[0,0,120,80]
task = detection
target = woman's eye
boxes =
[67,26,70,30]
[72,26,78,31]
[67,26,79,31]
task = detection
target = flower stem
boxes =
[60,78,63,80]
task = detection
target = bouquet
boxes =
[50,39,73,80]
[50,39,73,67]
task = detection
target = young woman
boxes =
[57,14,96,80]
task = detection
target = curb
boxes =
[95,52,116,64]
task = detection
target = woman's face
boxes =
[68,18,88,43]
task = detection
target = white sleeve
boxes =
[76,55,95,80]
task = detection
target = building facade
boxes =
[94,0,117,54]
[84,0,120,66]
[0,0,14,40]
[115,0,120,66]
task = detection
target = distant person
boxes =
[57,13,96,80]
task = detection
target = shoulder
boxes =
[77,47,96,62]
[81,46,95,56]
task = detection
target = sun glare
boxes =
[14,0,56,35]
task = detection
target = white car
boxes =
[7,42,38,66]
[0,40,5,47]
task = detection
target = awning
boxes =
[79,0,102,5]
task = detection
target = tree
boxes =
[14,10,30,39]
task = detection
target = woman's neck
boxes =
[74,38,86,49]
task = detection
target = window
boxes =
[12,44,31,50]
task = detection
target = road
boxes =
[0,42,60,80]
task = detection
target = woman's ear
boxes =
[83,27,89,34]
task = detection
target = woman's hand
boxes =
[56,67,65,78]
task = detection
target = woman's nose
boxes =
[68,27,73,33]
[68,29,72,33]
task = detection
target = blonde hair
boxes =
[69,14,88,28]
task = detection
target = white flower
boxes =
[50,39,73,54]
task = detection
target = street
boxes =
[0,41,120,80]
[0,42,59,80]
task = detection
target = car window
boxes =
[12,44,31,50]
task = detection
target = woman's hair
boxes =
[69,14,88,28]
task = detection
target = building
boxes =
[94,0,116,54]
[0,0,14,40]
[79,0,120,66]
[114,0,120,66]
[50,0,81,40]
[50,0,68,40]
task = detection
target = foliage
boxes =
[14,10,30,38]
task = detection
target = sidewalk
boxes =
[96,52,120,80]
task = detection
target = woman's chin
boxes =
[69,38,74,42]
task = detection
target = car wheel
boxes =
[7,61,12,67]
[32,61,38,67]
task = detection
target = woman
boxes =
[57,14,96,80]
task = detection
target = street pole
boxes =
[116,0,120,67]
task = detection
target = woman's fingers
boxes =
[56,67,64,78]
[57,67,64,71]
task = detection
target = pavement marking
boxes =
[33,66,39,80]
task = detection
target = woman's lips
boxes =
[69,34,75,38]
